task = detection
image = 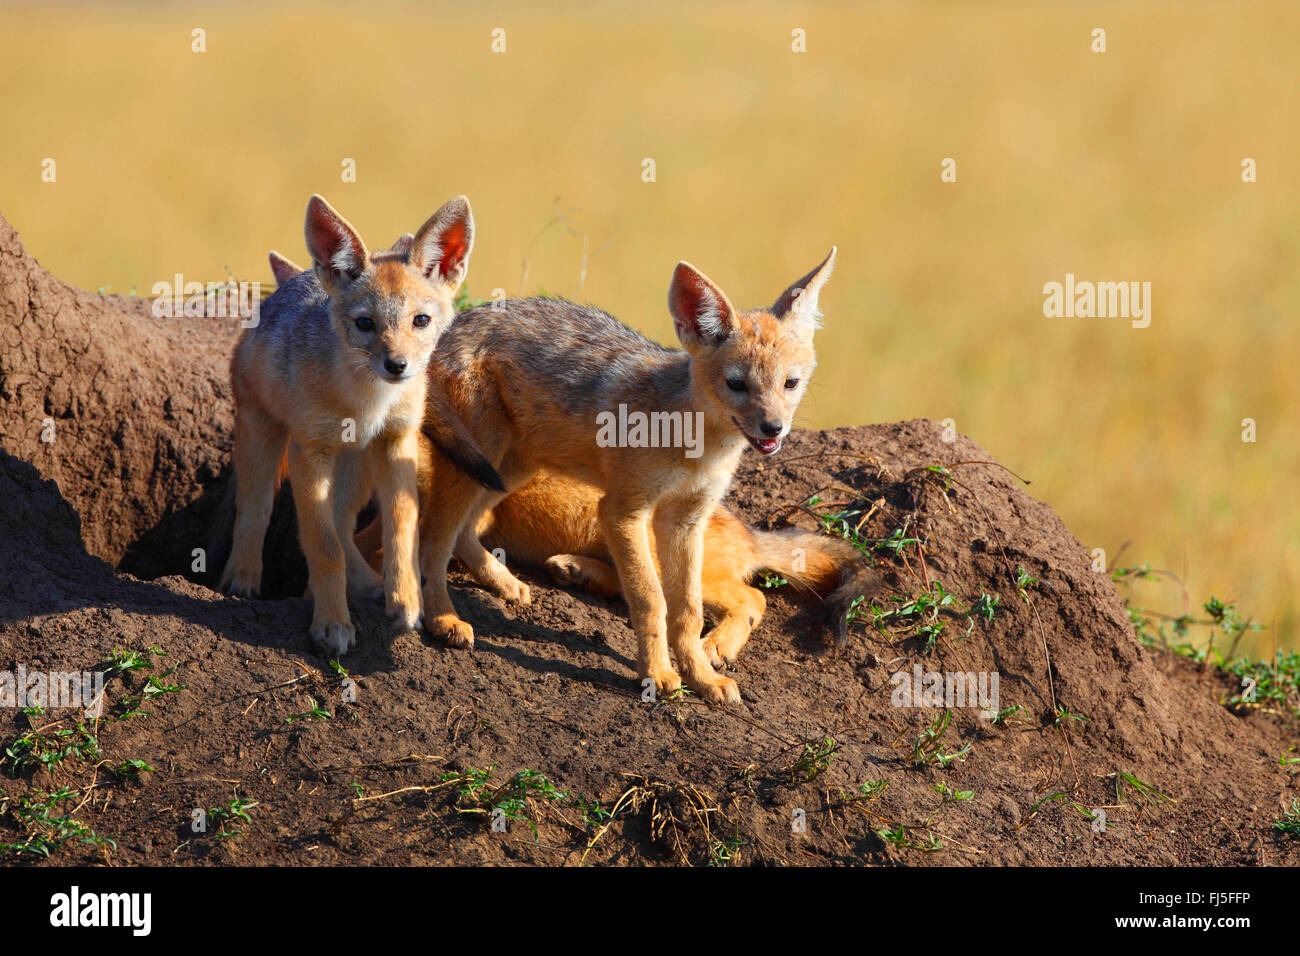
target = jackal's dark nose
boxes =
[384,358,408,376]
[760,421,783,437]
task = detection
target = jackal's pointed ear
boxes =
[411,196,474,288]
[772,246,837,336]
[268,250,304,287]
[669,262,736,348]
[304,195,369,289]
[388,233,415,257]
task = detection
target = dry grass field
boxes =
[1,0,1295,653]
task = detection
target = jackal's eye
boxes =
[784,378,800,390]
[412,314,431,329]
[354,316,375,332]
[726,378,748,393]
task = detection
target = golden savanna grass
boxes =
[1,1,1295,652]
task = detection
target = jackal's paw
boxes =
[642,666,683,700]
[428,613,475,650]
[491,576,531,606]
[690,674,741,707]
[545,556,583,587]
[703,632,747,668]
[702,635,726,669]
[221,566,261,598]
[311,620,357,657]
[386,595,423,632]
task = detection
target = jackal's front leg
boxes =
[371,428,423,631]
[333,448,383,600]
[600,499,676,698]
[418,453,487,650]
[288,442,355,655]
[656,501,740,705]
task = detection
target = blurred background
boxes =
[1,0,1295,654]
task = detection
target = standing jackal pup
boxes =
[219,193,481,655]
[419,248,837,705]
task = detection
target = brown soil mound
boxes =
[0,214,1296,866]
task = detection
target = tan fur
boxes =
[395,250,837,705]
[219,194,484,656]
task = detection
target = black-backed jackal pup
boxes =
[414,249,838,705]
[219,194,496,656]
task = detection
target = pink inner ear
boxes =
[670,277,707,327]
[434,222,469,280]
[671,271,728,342]
[307,213,362,275]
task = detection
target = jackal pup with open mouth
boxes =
[413,249,837,704]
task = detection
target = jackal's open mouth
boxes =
[733,418,782,456]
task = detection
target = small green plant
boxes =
[1112,566,1266,665]
[912,710,972,768]
[932,782,973,802]
[877,823,908,847]
[989,705,1024,727]
[111,759,155,780]
[758,570,788,589]
[3,724,101,777]
[101,648,153,674]
[1272,798,1300,837]
[809,497,919,559]
[934,743,972,768]
[859,779,888,800]
[1015,566,1039,602]
[1114,772,1173,807]
[866,581,992,652]
[831,778,889,809]
[445,766,568,837]
[444,765,495,804]
[1222,651,1299,714]
[0,786,116,858]
[207,797,259,840]
[876,823,942,852]
[707,835,746,867]
[576,795,612,828]
[789,736,838,783]
[971,592,999,623]
[918,620,945,653]
[1053,704,1090,727]
[873,523,921,557]
[117,668,186,718]
[1026,791,1096,823]
[286,697,332,723]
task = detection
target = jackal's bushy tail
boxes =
[748,527,878,645]
[423,385,506,493]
